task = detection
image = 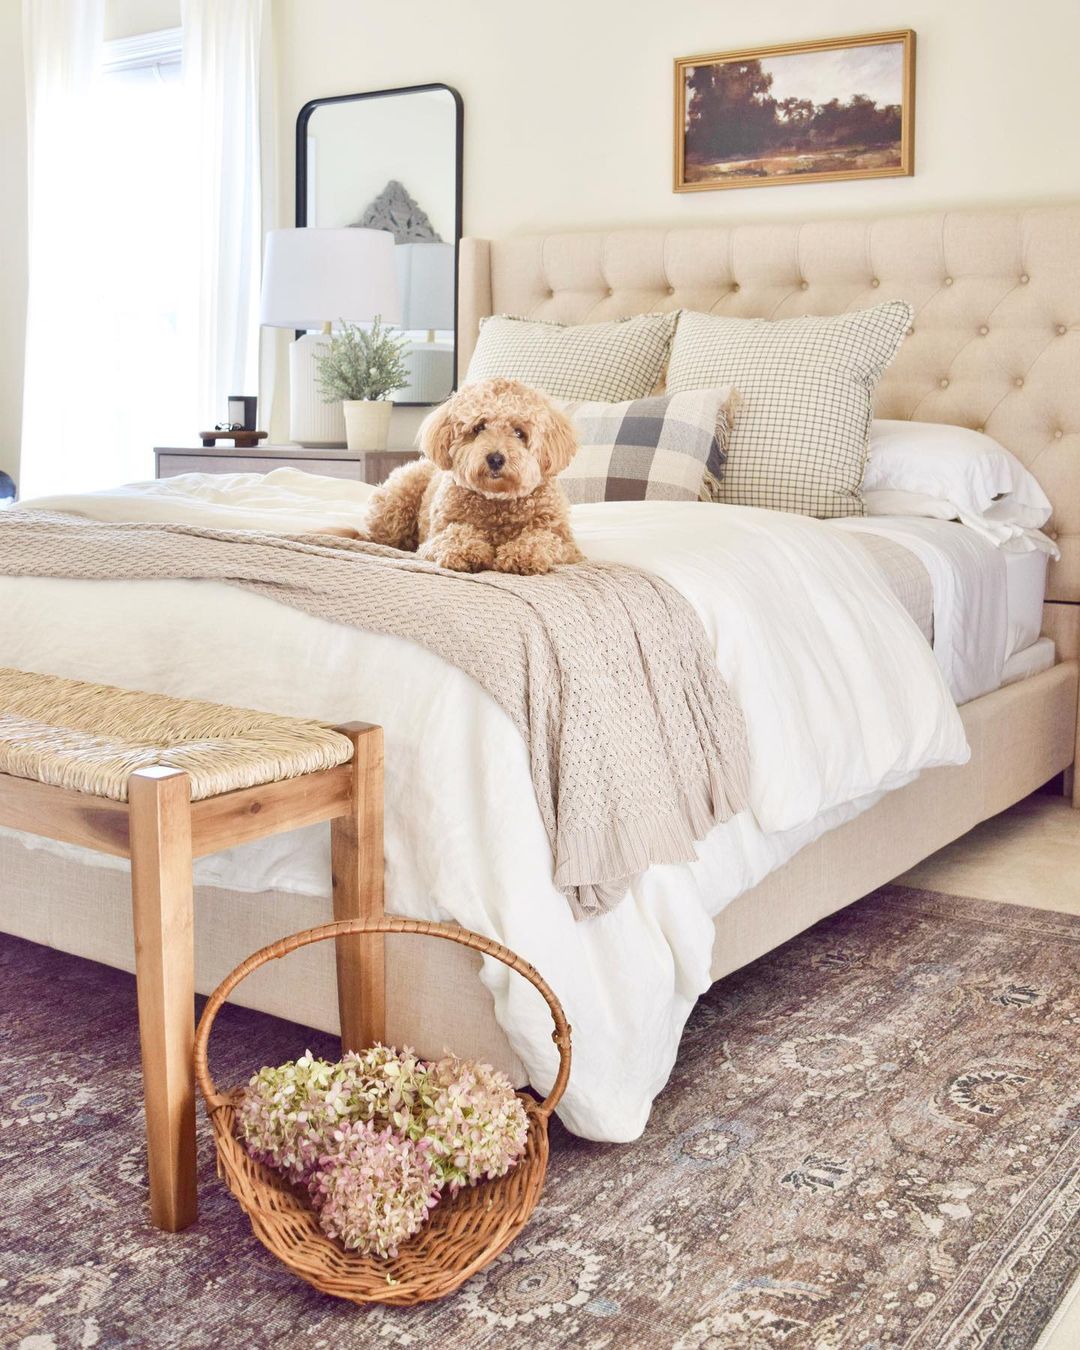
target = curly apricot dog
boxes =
[363,377,585,575]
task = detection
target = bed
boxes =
[2,204,1078,1142]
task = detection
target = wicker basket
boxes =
[193,917,572,1306]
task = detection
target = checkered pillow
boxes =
[665,303,913,518]
[465,312,678,402]
[556,389,737,504]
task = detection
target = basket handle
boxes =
[193,917,572,1120]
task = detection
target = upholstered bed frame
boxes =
[4,206,1078,1087]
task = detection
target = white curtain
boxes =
[20,0,107,498]
[180,0,267,432]
[19,0,269,499]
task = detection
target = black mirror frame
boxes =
[295,82,464,406]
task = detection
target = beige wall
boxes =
[272,0,1080,450]
[4,1,1078,478]
[273,0,1080,241]
[0,2,27,482]
[105,0,179,41]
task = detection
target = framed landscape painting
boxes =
[674,30,915,192]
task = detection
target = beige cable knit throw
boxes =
[0,511,750,918]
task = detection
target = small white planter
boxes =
[342,399,393,452]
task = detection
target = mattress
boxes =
[1002,635,1056,686]
[834,516,1052,704]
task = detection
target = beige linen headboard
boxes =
[458,207,1080,617]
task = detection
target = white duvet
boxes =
[0,473,969,1140]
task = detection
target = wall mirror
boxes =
[296,84,463,406]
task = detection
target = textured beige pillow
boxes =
[665,302,913,518]
[465,312,678,402]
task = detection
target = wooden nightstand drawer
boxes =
[154,446,419,485]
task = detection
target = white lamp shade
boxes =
[260,227,401,330]
[395,242,455,332]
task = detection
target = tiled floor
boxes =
[900,791,1080,917]
[898,789,1080,1350]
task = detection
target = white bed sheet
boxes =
[833,516,1048,705]
[0,487,969,1141]
[1003,548,1050,660]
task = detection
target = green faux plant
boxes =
[314,316,411,403]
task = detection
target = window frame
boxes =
[102,25,182,76]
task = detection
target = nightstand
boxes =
[154,443,419,486]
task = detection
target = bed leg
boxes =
[128,766,197,1233]
[331,723,385,1051]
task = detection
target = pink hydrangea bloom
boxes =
[235,1046,531,1256]
[423,1054,530,1192]
[309,1121,440,1258]
[235,1050,346,1183]
[235,1045,431,1184]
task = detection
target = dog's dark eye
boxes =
[512,427,526,440]
[472,421,486,436]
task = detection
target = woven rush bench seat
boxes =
[0,666,385,1234]
[0,667,355,800]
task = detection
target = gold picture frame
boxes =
[674,30,915,193]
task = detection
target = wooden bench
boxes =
[0,668,384,1232]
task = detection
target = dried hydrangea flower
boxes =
[236,1046,532,1255]
[309,1121,440,1259]
[338,1044,435,1140]
[235,1050,348,1183]
[235,1044,433,1183]
[422,1055,530,1192]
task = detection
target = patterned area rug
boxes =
[2,885,1078,1349]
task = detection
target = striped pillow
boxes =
[557,389,737,505]
[465,312,678,402]
[665,302,913,518]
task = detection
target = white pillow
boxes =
[863,421,1058,555]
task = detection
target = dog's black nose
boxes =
[486,452,505,471]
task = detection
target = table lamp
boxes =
[394,241,455,404]
[260,228,401,447]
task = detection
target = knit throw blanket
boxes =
[0,511,750,918]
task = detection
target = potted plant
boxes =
[313,316,411,452]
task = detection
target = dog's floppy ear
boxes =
[538,404,578,477]
[418,400,457,469]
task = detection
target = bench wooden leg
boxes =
[129,766,197,1232]
[331,723,385,1052]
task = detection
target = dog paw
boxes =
[419,534,495,573]
[494,534,556,575]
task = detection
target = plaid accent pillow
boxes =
[556,389,737,505]
[465,312,678,402]
[665,302,913,518]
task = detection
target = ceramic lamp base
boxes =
[289,333,346,447]
[399,341,454,405]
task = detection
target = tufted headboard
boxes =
[458,207,1080,607]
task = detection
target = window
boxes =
[91,29,191,484]
[20,6,266,500]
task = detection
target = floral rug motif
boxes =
[1,884,1078,1348]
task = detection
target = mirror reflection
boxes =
[299,85,461,405]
